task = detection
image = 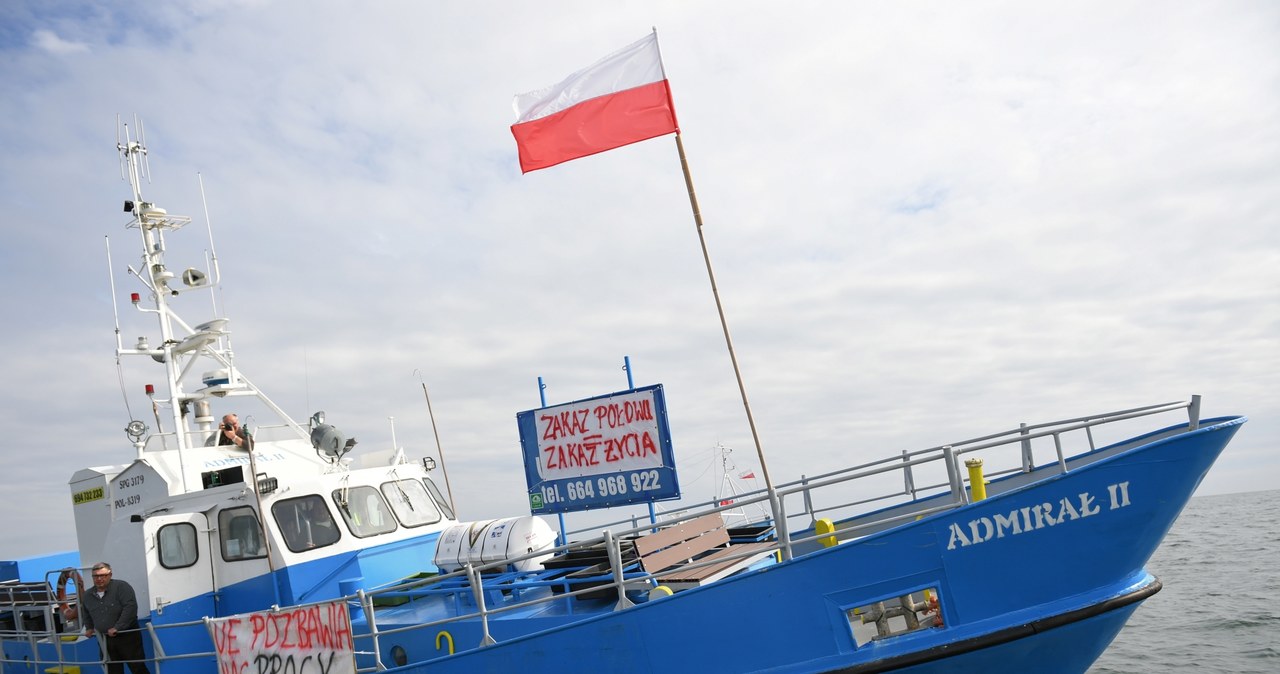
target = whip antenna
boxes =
[137,116,152,182]
[197,172,224,316]
[105,236,135,420]
[415,370,457,515]
[116,115,126,181]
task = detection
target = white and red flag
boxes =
[511,32,679,173]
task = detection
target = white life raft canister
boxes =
[433,516,556,573]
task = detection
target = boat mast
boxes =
[113,119,310,477]
[118,120,195,452]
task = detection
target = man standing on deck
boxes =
[81,562,151,674]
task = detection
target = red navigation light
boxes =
[145,384,155,396]
[130,293,140,304]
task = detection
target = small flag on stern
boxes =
[511,32,679,173]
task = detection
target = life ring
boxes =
[56,569,83,621]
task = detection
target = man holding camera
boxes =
[217,413,245,448]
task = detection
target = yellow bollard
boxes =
[965,458,987,501]
[815,518,838,547]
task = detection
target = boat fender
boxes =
[56,568,84,622]
[648,585,673,601]
[815,518,838,548]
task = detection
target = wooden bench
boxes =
[651,542,776,591]
[634,513,776,591]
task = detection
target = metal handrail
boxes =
[139,422,310,453]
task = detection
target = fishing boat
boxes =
[0,127,1245,674]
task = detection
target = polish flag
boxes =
[511,33,679,173]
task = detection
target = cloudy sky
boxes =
[1,2,1276,559]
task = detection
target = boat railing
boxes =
[567,396,1202,547]
[9,397,1204,672]
[139,422,309,453]
[767,397,1200,548]
[0,578,174,672]
[0,579,57,641]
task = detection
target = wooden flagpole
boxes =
[673,132,792,560]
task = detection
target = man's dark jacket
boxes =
[80,579,141,633]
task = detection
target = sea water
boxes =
[1089,489,1280,673]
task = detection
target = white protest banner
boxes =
[209,600,355,674]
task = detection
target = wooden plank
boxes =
[633,513,724,557]
[635,513,729,573]
[639,527,729,574]
[658,542,773,581]
[657,542,775,590]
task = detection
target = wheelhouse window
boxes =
[381,478,442,528]
[157,522,198,569]
[272,495,342,553]
[424,478,454,520]
[333,486,397,538]
[219,507,266,561]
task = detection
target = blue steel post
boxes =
[539,376,568,546]
[625,356,658,528]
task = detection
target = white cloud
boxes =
[0,1,1276,560]
[31,28,89,54]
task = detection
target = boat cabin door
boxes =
[144,512,217,623]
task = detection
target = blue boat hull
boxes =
[370,417,1240,673]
